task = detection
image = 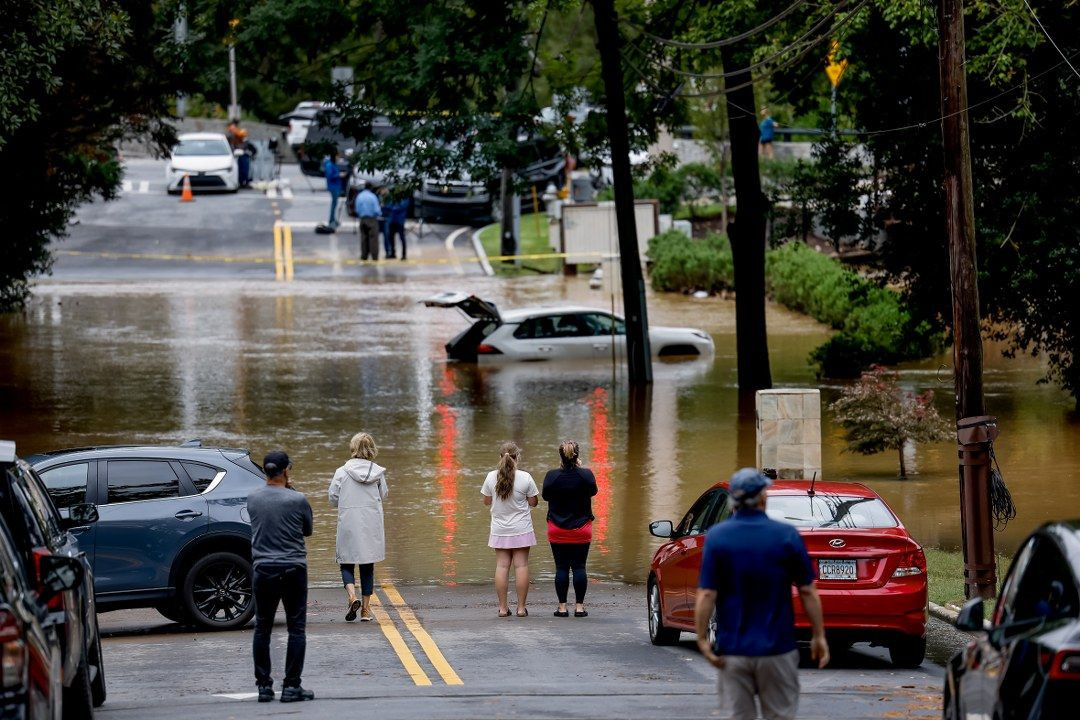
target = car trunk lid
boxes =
[421,292,501,322]
[800,530,923,589]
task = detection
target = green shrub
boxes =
[648,230,733,293]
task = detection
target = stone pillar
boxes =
[756,389,821,480]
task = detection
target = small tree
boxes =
[829,366,952,478]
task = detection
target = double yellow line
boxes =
[273,221,294,281]
[371,581,462,686]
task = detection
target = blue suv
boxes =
[28,443,265,630]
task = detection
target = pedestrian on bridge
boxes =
[248,450,315,704]
[695,468,828,720]
[481,442,539,617]
[542,440,597,618]
[355,181,381,261]
[329,432,388,623]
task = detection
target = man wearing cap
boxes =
[247,450,315,703]
[695,468,828,720]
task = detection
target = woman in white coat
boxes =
[329,432,388,622]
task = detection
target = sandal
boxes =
[516,608,528,617]
[498,610,512,618]
[345,599,361,622]
[553,610,569,617]
[574,609,589,617]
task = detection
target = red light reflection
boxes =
[588,387,611,554]
[436,367,459,585]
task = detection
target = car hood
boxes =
[171,155,235,172]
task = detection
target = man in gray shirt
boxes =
[248,450,314,703]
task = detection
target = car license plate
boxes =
[818,558,857,580]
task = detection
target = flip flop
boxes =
[345,599,362,622]
[516,608,529,617]
[498,610,512,618]
[553,610,569,617]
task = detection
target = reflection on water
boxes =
[1,276,1077,585]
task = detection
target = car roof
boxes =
[0,440,14,464]
[176,132,230,142]
[706,478,880,498]
[25,444,251,468]
[501,305,621,323]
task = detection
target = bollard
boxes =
[274,222,284,281]
[283,223,294,281]
[957,415,999,599]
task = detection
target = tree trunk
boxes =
[721,44,772,392]
[898,444,907,479]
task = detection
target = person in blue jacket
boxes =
[383,191,409,260]
[323,152,344,230]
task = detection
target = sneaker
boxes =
[360,607,374,622]
[280,686,315,703]
[257,686,274,703]
[346,598,361,622]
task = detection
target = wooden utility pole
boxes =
[938,0,997,599]
[592,0,653,385]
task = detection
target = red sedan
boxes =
[647,479,928,667]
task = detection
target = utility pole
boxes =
[175,6,188,118]
[227,18,241,120]
[938,0,997,599]
[592,0,652,385]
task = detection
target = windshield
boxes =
[766,494,899,529]
[174,139,230,156]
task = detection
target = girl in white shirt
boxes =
[480,441,539,617]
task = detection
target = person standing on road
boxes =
[695,468,829,720]
[384,192,409,260]
[322,152,344,230]
[329,432,388,623]
[481,442,539,618]
[354,181,381,261]
[247,450,316,704]
[542,440,597,618]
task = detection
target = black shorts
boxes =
[760,139,774,145]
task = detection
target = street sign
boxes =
[825,40,848,88]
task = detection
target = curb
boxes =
[929,600,991,630]
[470,226,496,277]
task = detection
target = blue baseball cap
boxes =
[729,467,772,500]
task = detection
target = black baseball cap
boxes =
[262,450,291,478]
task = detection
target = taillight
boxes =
[892,548,927,578]
[0,609,26,689]
[476,343,502,355]
[1048,650,1080,681]
[31,548,65,612]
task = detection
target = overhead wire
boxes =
[625,0,812,50]
[1020,0,1080,80]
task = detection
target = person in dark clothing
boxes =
[322,152,344,230]
[383,193,409,260]
[247,450,316,704]
[541,440,598,617]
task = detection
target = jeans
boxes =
[550,542,590,604]
[386,221,406,258]
[328,189,341,227]
[252,564,307,689]
[339,563,374,596]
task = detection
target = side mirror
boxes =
[955,597,985,632]
[649,520,674,539]
[61,503,98,530]
[38,555,84,602]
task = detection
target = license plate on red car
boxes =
[818,558,857,580]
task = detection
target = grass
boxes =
[477,212,561,276]
[924,547,1012,609]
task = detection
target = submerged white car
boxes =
[166,132,239,193]
[423,292,715,362]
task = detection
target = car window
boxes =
[676,489,723,537]
[0,472,48,567]
[581,313,626,336]
[703,491,731,528]
[38,462,90,510]
[16,467,62,539]
[765,494,899,529]
[513,316,557,339]
[106,460,180,504]
[0,521,31,598]
[181,462,222,493]
[995,537,1036,625]
[997,536,1079,624]
[173,139,231,156]
[551,314,591,338]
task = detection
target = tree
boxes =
[0,0,185,310]
[829,366,952,478]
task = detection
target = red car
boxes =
[647,479,929,667]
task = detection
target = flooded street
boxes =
[2,274,1077,586]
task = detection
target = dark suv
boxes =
[28,443,265,630]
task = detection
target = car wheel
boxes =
[181,552,255,630]
[89,625,106,708]
[154,601,190,625]
[648,581,681,646]
[62,655,94,720]
[888,635,926,668]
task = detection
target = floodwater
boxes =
[1,275,1077,586]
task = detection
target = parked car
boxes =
[28,443,265,630]
[165,133,239,193]
[646,478,929,667]
[279,101,325,150]
[423,292,715,362]
[1,441,105,716]
[0,514,63,720]
[944,521,1080,719]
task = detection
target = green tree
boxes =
[829,366,952,478]
[0,0,185,310]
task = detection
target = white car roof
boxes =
[0,440,15,463]
[177,132,230,142]
[500,305,620,323]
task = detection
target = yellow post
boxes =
[273,222,284,281]
[284,223,294,281]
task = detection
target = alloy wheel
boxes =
[649,585,661,640]
[191,559,251,623]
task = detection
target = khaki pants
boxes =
[359,217,379,260]
[716,649,799,720]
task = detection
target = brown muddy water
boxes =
[1,276,1077,586]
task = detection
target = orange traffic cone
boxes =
[180,174,194,202]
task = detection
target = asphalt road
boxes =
[93,582,960,719]
[53,159,484,281]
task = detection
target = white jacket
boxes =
[329,458,388,565]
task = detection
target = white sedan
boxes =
[423,292,715,362]
[165,132,239,193]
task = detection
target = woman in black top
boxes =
[541,440,598,617]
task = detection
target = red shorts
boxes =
[547,520,593,544]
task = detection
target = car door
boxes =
[661,488,725,625]
[35,461,96,562]
[683,490,731,620]
[510,315,558,360]
[90,459,209,595]
[581,312,626,359]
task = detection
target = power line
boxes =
[1021,0,1080,80]
[625,0,812,50]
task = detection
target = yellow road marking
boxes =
[369,595,431,686]
[381,582,463,685]
[56,249,612,266]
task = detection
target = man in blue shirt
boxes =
[354,181,381,261]
[696,468,828,720]
[322,153,344,230]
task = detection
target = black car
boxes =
[945,521,1080,719]
[2,441,105,717]
[28,443,265,631]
